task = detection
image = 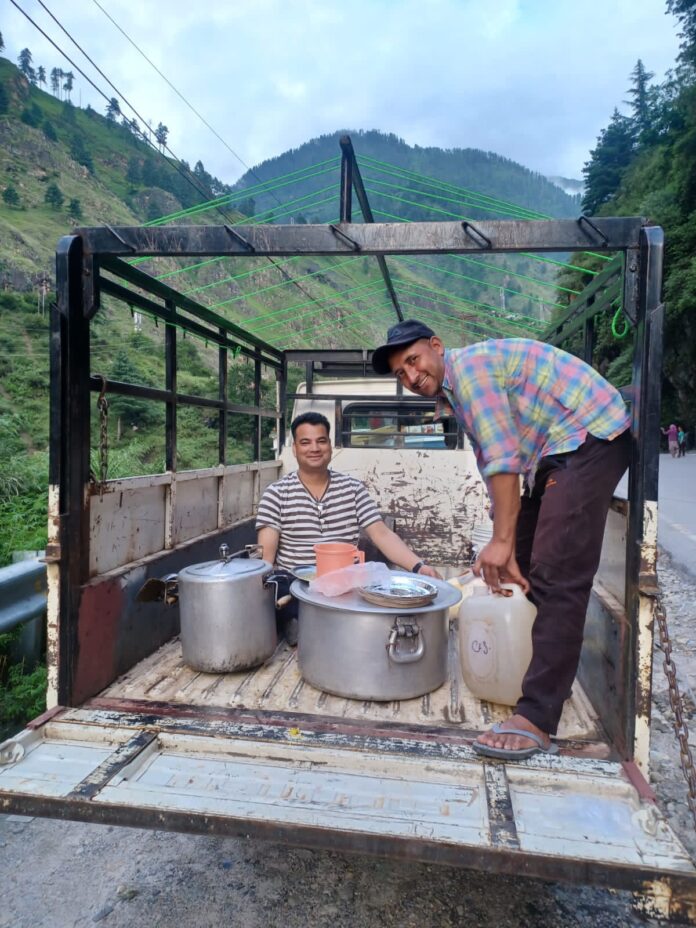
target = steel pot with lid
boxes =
[291,572,461,701]
[138,544,280,673]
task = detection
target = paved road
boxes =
[0,814,667,928]
[657,452,696,576]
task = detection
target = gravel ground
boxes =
[0,556,694,928]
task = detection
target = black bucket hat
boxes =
[371,319,435,375]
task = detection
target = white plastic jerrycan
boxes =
[458,582,536,706]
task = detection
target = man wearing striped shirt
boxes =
[256,411,440,644]
[373,320,631,761]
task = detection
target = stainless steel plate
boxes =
[292,565,317,583]
[358,576,438,608]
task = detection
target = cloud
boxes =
[3,0,680,182]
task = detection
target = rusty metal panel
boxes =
[335,446,489,568]
[596,500,628,605]
[578,581,630,758]
[173,477,219,544]
[258,461,282,494]
[220,471,256,525]
[89,484,166,576]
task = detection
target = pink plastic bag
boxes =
[309,561,391,597]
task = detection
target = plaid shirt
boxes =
[435,339,630,483]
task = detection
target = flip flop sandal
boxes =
[472,722,559,760]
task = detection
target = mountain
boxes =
[234,129,582,222]
[547,175,584,198]
[0,56,231,291]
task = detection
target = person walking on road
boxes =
[678,425,687,457]
[662,423,679,458]
[372,320,631,761]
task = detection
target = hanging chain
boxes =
[97,376,109,499]
[654,590,696,829]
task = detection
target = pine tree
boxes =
[154,122,169,151]
[42,119,58,141]
[18,48,33,80]
[126,157,142,185]
[37,65,47,89]
[667,0,696,68]
[626,59,656,146]
[68,198,83,221]
[62,71,74,100]
[581,109,635,214]
[2,185,20,208]
[44,182,64,210]
[105,97,120,122]
[0,31,4,54]
[50,67,61,97]
[69,135,94,173]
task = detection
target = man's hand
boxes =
[418,563,442,579]
[473,539,529,594]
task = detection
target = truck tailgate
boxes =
[1,705,694,921]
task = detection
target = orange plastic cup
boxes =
[313,542,365,577]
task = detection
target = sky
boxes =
[3,0,682,186]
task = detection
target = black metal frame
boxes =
[72,217,645,258]
[53,202,663,761]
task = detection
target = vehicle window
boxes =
[342,404,456,450]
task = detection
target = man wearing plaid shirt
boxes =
[373,320,631,761]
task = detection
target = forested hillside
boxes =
[233,129,580,222]
[577,0,696,428]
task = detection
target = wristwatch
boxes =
[411,561,424,574]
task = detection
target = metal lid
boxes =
[179,556,270,581]
[291,571,462,614]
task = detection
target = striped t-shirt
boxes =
[255,470,382,570]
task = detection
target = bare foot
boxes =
[474,714,551,752]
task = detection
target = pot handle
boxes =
[263,574,293,610]
[387,619,425,664]
[135,574,179,605]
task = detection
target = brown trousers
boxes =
[514,429,631,735]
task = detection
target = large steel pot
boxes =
[176,546,278,673]
[291,573,461,701]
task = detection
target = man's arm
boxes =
[257,526,280,566]
[472,472,529,593]
[364,520,442,579]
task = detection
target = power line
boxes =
[11,0,337,324]
[90,0,287,211]
[11,0,233,225]
[32,0,245,222]
[91,0,251,179]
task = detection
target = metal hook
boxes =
[224,225,255,252]
[577,215,609,246]
[461,221,492,249]
[329,224,361,251]
[102,223,136,252]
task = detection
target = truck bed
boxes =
[98,621,605,751]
